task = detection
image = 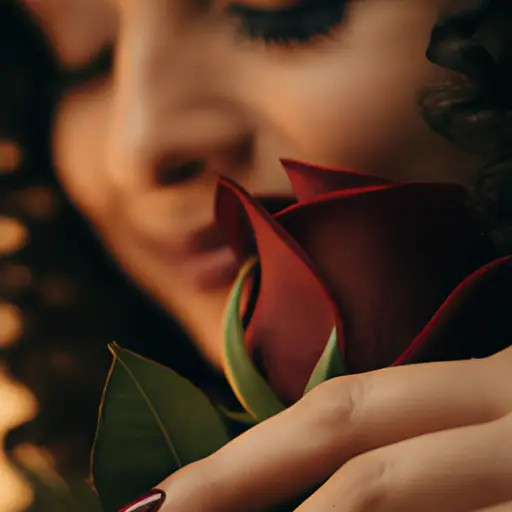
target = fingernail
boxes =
[118,489,166,512]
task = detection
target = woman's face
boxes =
[22,0,474,367]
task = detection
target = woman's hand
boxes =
[127,346,512,512]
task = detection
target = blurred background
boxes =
[1,139,37,511]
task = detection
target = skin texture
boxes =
[25,0,476,368]
[156,346,512,511]
[19,0,511,510]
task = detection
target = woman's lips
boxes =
[178,244,241,290]
[185,222,231,254]
[143,223,242,290]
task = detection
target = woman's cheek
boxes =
[236,60,430,177]
[52,80,114,225]
[228,0,449,178]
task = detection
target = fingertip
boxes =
[118,489,166,512]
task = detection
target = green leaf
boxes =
[92,344,230,512]
[303,327,347,395]
[217,404,258,427]
[223,258,285,423]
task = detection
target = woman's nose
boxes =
[105,2,253,192]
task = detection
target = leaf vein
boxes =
[115,352,183,469]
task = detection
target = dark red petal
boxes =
[277,182,495,373]
[394,256,512,365]
[255,195,296,215]
[216,177,339,404]
[281,158,393,201]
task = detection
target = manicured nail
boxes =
[118,489,166,512]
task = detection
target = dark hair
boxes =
[0,2,224,479]
[420,0,512,251]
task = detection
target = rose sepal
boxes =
[222,258,286,422]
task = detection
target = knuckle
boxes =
[340,455,392,512]
[482,351,512,411]
[301,375,366,433]
[498,412,512,436]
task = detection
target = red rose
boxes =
[216,160,512,405]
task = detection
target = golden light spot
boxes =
[0,218,29,255]
[0,303,23,348]
[0,140,22,174]
[18,188,60,220]
[0,371,37,512]
[40,277,75,307]
[1,264,32,295]
[12,445,59,486]
[50,352,77,377]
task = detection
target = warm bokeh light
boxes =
[0,140,22,175]
[0,218,29,256]
[0,369,37,511]
[0,304,24,349]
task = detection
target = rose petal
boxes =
[256,195,296,215]
[216,178,339,403]
[394,256,512,365]
[277,183,495,373]
[281,159,393,202]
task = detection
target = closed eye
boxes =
[226,0,349,46]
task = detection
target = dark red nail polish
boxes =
[118,489,166,512]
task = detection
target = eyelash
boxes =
[57,47,114,92]
[227,0,348,46]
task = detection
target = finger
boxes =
[158,357,509,511]
[475,503,512,512]
[296,413,512,512]
[475,502,512,512]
